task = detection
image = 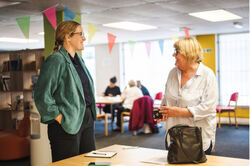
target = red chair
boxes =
[216,92,239,128]
[153,92,162,107]
[121,96,156,135]
[154,92,162,100]
[0,111,30,160]
[96,104,106,114]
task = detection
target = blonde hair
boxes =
[53,21,80,52]
[174,37,203,63]
[128,80,136,87]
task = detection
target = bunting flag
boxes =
[88,23,97,43]
[158,40,164,55]
[73,14,81,24]
[185,27,190,37]
[44,6,57,30]
[16,16,30,39]
[145,42,151,57]
[107,33,116,54]
[172,35,179,41]
[128,40,136,56]
[64,8,76,21]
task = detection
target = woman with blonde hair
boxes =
[34,21,97,162]
[159,37,218,155]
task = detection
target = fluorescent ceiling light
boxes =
[38,32,44,35]
[189,9,242,22]
[0,37,39,43]
[103,21,157,31]
[0,1,20,8]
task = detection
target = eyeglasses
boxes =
[71,32,85,37]
[174,48,179,55]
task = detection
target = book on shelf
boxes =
[10,59,22,71]
[1,59,22,72]
[0,77,4,91]
[31,75,39,85]
[0,75,11,91]
[2,61,9,72]
[31,74,39,99]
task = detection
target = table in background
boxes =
[96,96,123,130]
[45,144,249,166]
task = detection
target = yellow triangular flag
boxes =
[172,35,179,41]
[73,14,81,24]
[88,23,97,43]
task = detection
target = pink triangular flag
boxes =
[185,27,190,37]
[145,42,151,56]
[44,6,57,30]
[107,33,116,54]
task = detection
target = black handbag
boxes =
[165,125,207,164]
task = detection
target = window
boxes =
[122,39,175,98]
[218,33,249,106]
[81,46,96,88]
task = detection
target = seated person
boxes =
[103,76,121,114]
[136,80,151,97]
[114,80,143,131]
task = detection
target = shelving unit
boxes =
[0,49,44,130]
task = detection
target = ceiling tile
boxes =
[209,0,249,8]
[156,0,215,13]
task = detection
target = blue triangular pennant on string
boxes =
[64,8,76,21]
[158,40,164,55]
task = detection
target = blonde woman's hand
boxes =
[154,107,168,123]
[160,106,189,117]
[159,106,169,122]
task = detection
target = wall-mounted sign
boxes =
[203,48,212,53]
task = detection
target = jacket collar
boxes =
[59,46,72,64]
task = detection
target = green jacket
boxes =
[34,47,97,134]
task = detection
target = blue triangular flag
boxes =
[158,40,164,55]
[64,8,76,21]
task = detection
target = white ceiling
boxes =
[0,0,249,51]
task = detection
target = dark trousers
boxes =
[103,104,121,114]
[205,141,213,155]
[103,104,121,122]
[48,107,96,162]
[116,107,130,127]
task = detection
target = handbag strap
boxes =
[165,129,170,150]
[165,125,189,150]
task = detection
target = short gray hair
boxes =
[128,80,135,87]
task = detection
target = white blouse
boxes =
[122,86,143,109]
[162,63,218,151]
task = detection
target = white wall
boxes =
[95,43,123,95]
